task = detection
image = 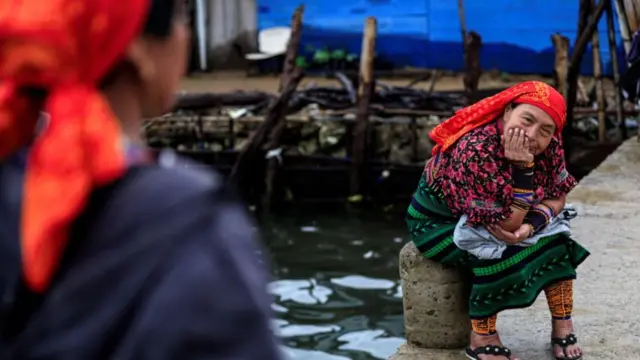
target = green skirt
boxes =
[406,175,590,319]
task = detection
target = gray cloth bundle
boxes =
[453,206,577,259]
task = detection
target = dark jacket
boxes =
[622,30,640,101]
[0,151,282,360]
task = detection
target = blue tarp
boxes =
[257,0,627,75]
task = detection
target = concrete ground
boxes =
[391,137,640,359]
[502,137,640,359]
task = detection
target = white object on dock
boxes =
[245,27,292,61]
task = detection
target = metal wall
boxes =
[257,0,627,75]
[207,0,258,69]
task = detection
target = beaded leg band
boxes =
[471,314,498,336]
[544,280,573,320]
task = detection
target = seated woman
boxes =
[406,81,589,360]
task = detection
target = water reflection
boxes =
[262,212,407,360]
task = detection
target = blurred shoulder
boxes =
[82,151,241,241]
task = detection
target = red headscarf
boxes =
[430,81,566,156]
[0,0,151,292]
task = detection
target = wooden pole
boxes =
[565,0,605,157]
[457,0,482,104]
[463,31,482,104]
[457,0,468,42]
[614,0,633,57]
[591,0,607,143]
[605,0,626,139]
[230,5,305,208]
[263,5,305,210]
[551,33,570,100]
[349,17,377,202]
[622,0,639,33]
[263,70,304,210]
[428,69,439,94]
[279,5,305,92]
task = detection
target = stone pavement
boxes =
[390,137,640,359]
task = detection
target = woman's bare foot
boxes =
[551,318,582,359]
[469,332,520,360]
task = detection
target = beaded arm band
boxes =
[512,188,534,211]
[511,162,534,211]
[525,203,555,235]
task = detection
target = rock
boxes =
[388,343,463,360]
[399,242,470,349]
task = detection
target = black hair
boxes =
[97,0,181,87]
[505,102,520,111]
[142,0,178,38]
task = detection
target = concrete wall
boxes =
[207,0,258,69]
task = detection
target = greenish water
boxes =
[262,212,407,360]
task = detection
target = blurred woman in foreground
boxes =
[406,81,589,360]
[0,1,282,359]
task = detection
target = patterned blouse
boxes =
[425,120,577,226]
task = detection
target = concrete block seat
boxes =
[389,242,470,359]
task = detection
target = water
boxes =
[261,212,408,360]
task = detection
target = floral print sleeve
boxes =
[433,124,513,226]
[537,138,577,199]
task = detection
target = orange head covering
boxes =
[0,0,151,292]
[430,81,566,156]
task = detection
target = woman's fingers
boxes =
[514,224,531,239]
[488,225,519,244]
[487,225,504,241]
[504,128,535,163]
[506,128,515,151]
[515,128,525,150]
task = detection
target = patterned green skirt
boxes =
[406,175,590,319]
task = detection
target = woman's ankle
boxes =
[470,331,500,345]
[551,317,574,334]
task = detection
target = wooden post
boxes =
[263,5,305,210]
[230,6,305,209]
[428,69,440,94]
[551,33,570,100]
[279,5,304,91]
[457,0,468,43]
[463,31,482,104]
[621,0,639,35]
[565,0,606,157]
[614,0,633,57]
[605,0,626,139]
[263,70,304,210]
[457,0,483,104]
[349,17,377,202]
[591,0,607,143]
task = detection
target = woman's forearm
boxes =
[524,195,565,235]
[541,195,565,215]
[500,207,528,232]
[500,163,535,232]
